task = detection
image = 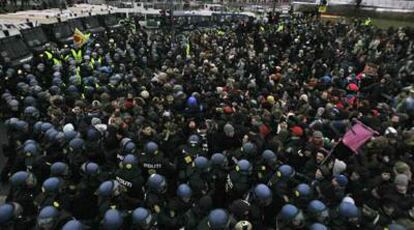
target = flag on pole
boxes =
[342,120,377,153]
[73,28,90,48]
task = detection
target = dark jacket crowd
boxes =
[0,13,414,230]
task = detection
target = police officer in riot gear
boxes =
[0,202,27,229]
[6,171,37,218]
[132,207,158,230]
[276,204,306,230]
[225,159,254,202]
[115,154,145,210]
[96,180,124,218]
[144,174,168,215]
[139,142,175,180]
[36,206,72,230]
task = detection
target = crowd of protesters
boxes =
[0,13,414,229]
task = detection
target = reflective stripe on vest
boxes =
[44,51,53,60]
[71,49,83,62]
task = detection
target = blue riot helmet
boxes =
[67,85,79,95]
[102,209,123,230]
[29,79,39,87]
[83,86,95,99]
[62,220,83,230]
[86,127,101,142]
[253,184,272,206]
[277,164,295,179]
[295,183,312,198]
[308,200,329,222]
[24,139,38,146]
[242,142,257,157]
[69,75,81,86]
[52,77,64,87]
[15,120,28,133]
[33,121,43,136]
[17,82,29,95]
[144,142,159,155]
[10,171,37,188]
[208,209,229,229]
[177,184,192,202]
[69,138,85,152]
[338,201,359,219]
[236,159,252,175]
[45,128,59,142]
[64,130,79,142]
[188,134,200,147]
[404,96,414,113]
[2,92,12,102]
[187,96,197,107]
[40,122,54,134]
[120,138,136,155]
[120,154,137,170]
[4,117,19,130]
[31,85,43,96]
[97,180,121,197]
[42,177,63,194]
[310,223,328,230]
[24,96,37,107]
[279,204,300,220]
[194,156,209,172]
[0,203,23,225]
[147,174,167,194]
[54,132,65,145]
[50,162,70,177]
[8,99,19,112]
[262,149,277,165]
[23,142,39,168]
[320,75,332,86]
[80,162,100,177]
[132,207,153,228]
[211,153,228,168]
[388,224,407,230]
[49,86,61,95]
[37,206,59,229]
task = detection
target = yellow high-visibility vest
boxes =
[44,51,53,60]
[71,49,83,62]
[52,58,61,65]
[364,18,372,26]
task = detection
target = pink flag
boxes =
[342,121,377,153]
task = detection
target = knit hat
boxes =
[394,174,409,187]
[347,83,359,92]
[91,117,102,126]
[267,95,275,104]
[394,161,411,174]
[333,159,347,176]
[290,126,304,137]
[223,106,234,114]
[63,123,74,133]
[224,123,235,137]
[140,90,150,99]
[313,131,323,138]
